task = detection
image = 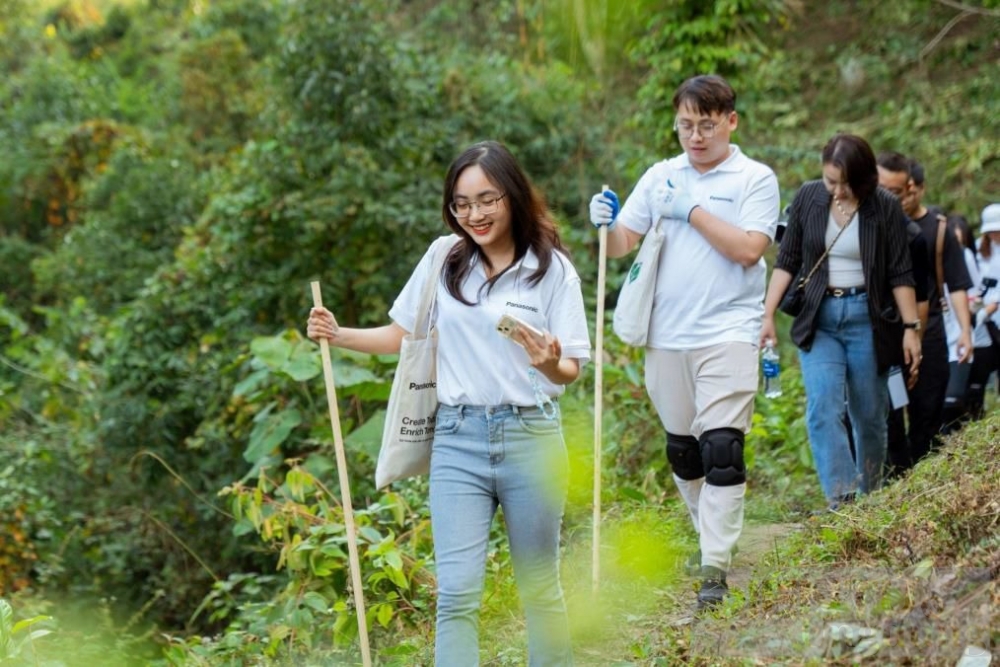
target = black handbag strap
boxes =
[799,215,855,287]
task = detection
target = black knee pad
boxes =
[666,432,702,481]
[700,427,746,486]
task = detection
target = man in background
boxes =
[877,152,972,473]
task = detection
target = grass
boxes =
[558,413,999,666]
[6,405,996,665]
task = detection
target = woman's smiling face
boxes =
[451,164,513,252]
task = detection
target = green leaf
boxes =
[328,360,381,390]
[303,453,336,478]
[344,409,386,462]
[250,335,292,370]
[1,599,12,656]
[281,341,321,381]
[234,368,270,397]
[384,549,403,572]
[619,487,647,502]
[10,616,52,634]
[376,603,393,628]
[244,408,302,462]
[301,592,330,613]
[358,525,383,544]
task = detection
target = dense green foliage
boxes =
[1,0,997,663]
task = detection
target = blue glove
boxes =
[589,189,620,229]
[658,179,698,223]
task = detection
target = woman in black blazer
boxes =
[761,134,921,510]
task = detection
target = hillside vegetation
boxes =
[0,0,997,664]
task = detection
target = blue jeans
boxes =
[798,294,889,502]
[430,404,573,667]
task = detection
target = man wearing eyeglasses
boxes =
[588,74,780,611]
[876,152,972,473]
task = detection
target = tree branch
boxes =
[920,10,975,63]
[0,352,83,393]
[932,0,1000,17]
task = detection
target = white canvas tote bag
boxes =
[612,219,665,347]
[375,235,458,489]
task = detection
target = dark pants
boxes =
[940,360,973,435]
[966,344,1000,420]
[886,328,949,474]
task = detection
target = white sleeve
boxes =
[964,249,981,291]
[739,167,780,239]
[544,255,591,363]
[387,243,439,335]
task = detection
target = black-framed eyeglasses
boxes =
[673,117,727,139]
[449,193,506,218]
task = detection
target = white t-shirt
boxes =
[617,146,780,349]
[944,248,981,359]
[973,250,1000,349]
[389,239,591,406]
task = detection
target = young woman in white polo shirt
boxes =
[308,140,590,666]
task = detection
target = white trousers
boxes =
[646,343,756,573]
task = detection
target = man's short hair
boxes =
[876,151,910,175]
[672,75,736,116]
[908,159,926,187]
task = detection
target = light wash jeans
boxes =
[798,293,889,502]
[430,404,573,667]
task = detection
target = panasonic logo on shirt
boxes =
[505,301,539,313]
[709,195,735,203]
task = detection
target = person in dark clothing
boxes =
[876,153,973,473]
[871,156,930,476]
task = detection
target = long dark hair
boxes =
[440,141,566,305]
[949,214,976,256]
[822,134,879,202]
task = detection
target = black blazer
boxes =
[776,181,915,373]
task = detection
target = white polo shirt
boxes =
[617,145,780,349]
[389,239,591,406]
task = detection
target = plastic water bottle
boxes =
[762,342,782,398]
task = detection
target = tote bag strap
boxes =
[412,235,460,339]
[638,216,665,253]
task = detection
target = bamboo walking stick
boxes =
[310,282,372,667]
[592,184,609,592]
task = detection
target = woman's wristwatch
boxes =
[903,320,922,331]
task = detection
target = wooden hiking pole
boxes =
[592,184,610,592]
[310,282,372,667]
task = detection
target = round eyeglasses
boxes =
[673,117,728,140]
[449,193,506,219]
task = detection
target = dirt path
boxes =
[571,521,806,665]
[727,521,804,590]
[652,521,803,630]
